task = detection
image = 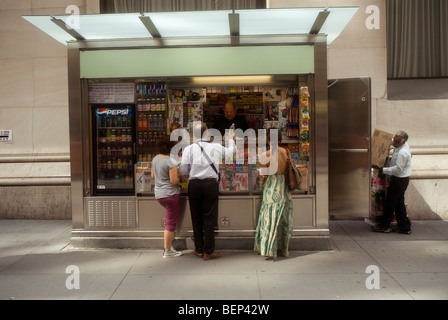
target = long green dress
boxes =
[254,172,293,257]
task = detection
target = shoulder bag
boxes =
[285,148,301,191]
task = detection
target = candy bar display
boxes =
[299,86,310,160]
[286,94,300,139]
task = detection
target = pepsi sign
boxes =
[96,108,132,117]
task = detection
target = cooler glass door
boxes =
[92,105,135,195]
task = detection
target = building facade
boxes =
[0,0,447,220]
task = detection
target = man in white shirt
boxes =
[373,130,412,234]
[179,122,236,260]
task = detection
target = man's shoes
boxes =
[371,226,391,233]
[193,250,204,258]
[203,251,221,261]
[398,229,411,235]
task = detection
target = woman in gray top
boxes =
[151,136,182,258]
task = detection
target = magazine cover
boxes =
[169,102,183,130]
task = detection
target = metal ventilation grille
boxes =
[87,198,136,228]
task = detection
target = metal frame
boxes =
[313,41,329,229]
[68,34,329,243]
[67,34,326,50]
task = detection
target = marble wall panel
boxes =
[0,107,34,155]
[33,57,68,108]
[32,106,70,154]
[0,58,34,108]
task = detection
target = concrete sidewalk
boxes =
[0,219,447,300]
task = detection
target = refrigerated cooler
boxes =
[91,105,135,195]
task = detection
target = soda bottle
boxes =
[99,129,106,143]
[158,114,163,130]
[146,114,151,130]
[140,114,145,129]
[137,98,142,112]
[111,129,116,142]
[138,132,143,146]
[156,97,161,111]
[151,97,156,111]
[143,131,148,146]
[142,114,148,129]
[161,95,166,111]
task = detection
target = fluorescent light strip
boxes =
[192,75,273,85]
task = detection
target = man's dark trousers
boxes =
[188,179,219,254]
[380,176,411,231]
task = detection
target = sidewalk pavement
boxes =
[0,219,447,300]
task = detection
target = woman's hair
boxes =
[156,135,177,155]
[266,129,279,151]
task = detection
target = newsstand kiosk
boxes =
[23,7,359,250]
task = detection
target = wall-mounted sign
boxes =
[88,83,135,104]
[0,130,12,143]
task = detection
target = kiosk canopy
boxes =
[23,7,358,46]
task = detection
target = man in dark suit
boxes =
[212,102,249,136]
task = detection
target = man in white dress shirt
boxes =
[179,122,236,260]
[373,130,412,234]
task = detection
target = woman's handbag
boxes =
[297,166,308,190]
[285,148,301,191]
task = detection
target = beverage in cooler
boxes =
[135,82,169,194]
[92,105,135,195]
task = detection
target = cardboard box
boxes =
[371,129,394,168]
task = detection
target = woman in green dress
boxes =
[254,129,293,259]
